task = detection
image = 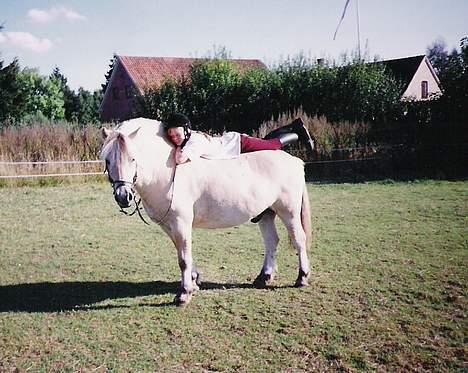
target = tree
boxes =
[330,62,402,123]
[1,24,65,123]
[426,39,451,75]
[139,79,183,121]
[75,87,102,124]
[188,59,241,132]
[0,25,26,123]
[17,68,65,121]
[50,66,80,121]
[101,54,117,95]
[50,67,102,124]
[427,37,468,122]
[0,59,26,123]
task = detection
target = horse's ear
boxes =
[101,127,113,139]
[127,126,141,141]
[117,132,125,146]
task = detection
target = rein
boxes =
[118,194,151,226]
[105,159,177,226]
[147,164,177,226]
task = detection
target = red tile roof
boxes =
[118,56,265,93]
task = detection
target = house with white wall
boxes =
[378,55,442,101]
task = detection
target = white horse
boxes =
[100,118,311,305]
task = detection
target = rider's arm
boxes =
[177,133,207,163]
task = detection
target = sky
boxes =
[1,0,466,91]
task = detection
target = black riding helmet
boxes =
[164,113,192,147]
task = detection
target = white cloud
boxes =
[0,32,53,53]
[27,6,86,23]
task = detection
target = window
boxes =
[112,87,120,100]
[421,81,428,99]
[125,85,133,98]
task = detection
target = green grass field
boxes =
[0,181,466,371]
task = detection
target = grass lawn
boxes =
[0,180,466,371]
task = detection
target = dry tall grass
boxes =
[0,124,105,186]
[2,115,372,163]
[0,125,102,162]
[258,112,374,160]
[0,116,376,186]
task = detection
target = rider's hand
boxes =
[175,147,189,164]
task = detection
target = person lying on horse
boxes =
[163,113,315,165]
[100,117,313,305]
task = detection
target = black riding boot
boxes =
[264,118,315,157]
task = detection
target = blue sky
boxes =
[1,0,466,91]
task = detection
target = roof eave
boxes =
[423,55,441,86]
[118,56,146,95]
[99,57,121,113]
[401,57,426,96]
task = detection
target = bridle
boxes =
[104,160,149,224]
[104,156,177,226]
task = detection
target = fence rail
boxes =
[304,157,379,165]
[0,141,465,180]
[0,158,381,179]
[0,172,104,179]
[0,159,105,179]
[0,160,103,165]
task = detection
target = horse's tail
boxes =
[301,183,312,249]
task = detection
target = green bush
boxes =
[15,69,65,122]
[138,58,404,134]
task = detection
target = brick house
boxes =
[100,55,265,122]
[377,55,442,101]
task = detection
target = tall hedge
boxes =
[137,58,403,133]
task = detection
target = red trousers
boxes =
[240,134,281,153]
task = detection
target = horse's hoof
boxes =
[253,271,273,288]
[294,278,309,288]
[294,270,310,288]
[192,270,202,288]
[174,290,193,306]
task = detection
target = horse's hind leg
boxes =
[253,210,279,288]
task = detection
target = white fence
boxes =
[0,158,381,179]
[0,160,104,179]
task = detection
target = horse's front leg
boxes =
[254,210,279,288]
[170,220,196,306]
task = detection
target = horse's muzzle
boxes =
[114,185,134,208]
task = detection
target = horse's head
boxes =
[100,127,139,209]
[100,118,175,210]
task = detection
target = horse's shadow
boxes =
[0,280,255,313]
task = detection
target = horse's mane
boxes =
[100,132,119,161]
[116,117,164,137]
[100,118,168,161]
